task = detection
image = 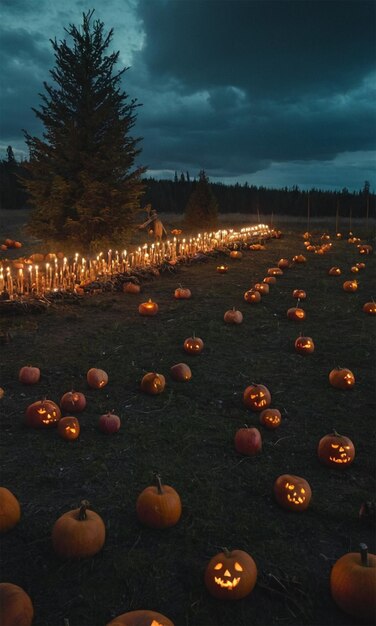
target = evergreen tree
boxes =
[20,10,146,247]
[184,169,218,229]
[6,146,16,164]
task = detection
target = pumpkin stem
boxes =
[155,474,164,495]
[360,543,369,567]
[332,429,341,437]
[78,500,90,521]
[222,547,231,558]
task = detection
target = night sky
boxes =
[1,0,375,191]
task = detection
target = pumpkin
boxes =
[356,262,366,270]
[274,474,312,512]
[317,430,355,467]
[254,282,269,295]
[259,408,281,430]
[363,301,376,315]
[87,367,108,389]
[343,280,358,292]
[330,544,376,622]
[170,363,192,382]
[57,416,80,441]
[0,487,21,533]
[174,285,191,299]
[292,254,307,263]
[287,306,306,321]
[358,244,373,255]
[234,426,262,455]
[294,335,315,354]
[60,391,86,413]
[204,548,257,600]
[350,265,359,273]
[267,267,283,276]
[183,334,204,355]
[51,500,106,558]
[106,610,174,626]
[122,282,141,294]
[138,299,159,316]
[230,250,242,259]
[25,399,61,428]
[243,383,271,412]
[216,265,229,273]
[224,307,243,324]
[328,266,341,275]
[140,372,166,395]
[329,367,355,390]
[18,365,40,385]
[277,258,291,269]
[99,411,121,434]
[244,289,261,303]
[263,276,276,285]
[136,475,182,529]
[292,289,306,300]
[0,583,34,626]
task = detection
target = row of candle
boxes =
[0,224,271,298]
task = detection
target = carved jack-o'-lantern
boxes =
[294,335,315,354]
[139,299,159,316]
[254,282,269,295]
[343,280,358,292]
[292,289,306,300]
[244,289,261,303]
[204,548,257,600]
[60,391,86,413]
[287,306,306,321]
[259,408,282,430]
[317,431,355,467]
[106,609,175,626]
[267,267,283,276]
[243,383,271,412]
[363,301,376,315]
[358,244,373,255]
[183,334,204,355]
[25,399,61,428]
[292,254,307,263]
[57,416,80,441]
[274,474,312,511]
[263,276,276,285]
[328,266,341,276]
[329,367,355,390]
[140,372,166,395]
[277,258,291,269]
[216,265,229,274]
[230,250,242,259]
[87,368,108,389]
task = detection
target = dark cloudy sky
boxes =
[1,0,375,190]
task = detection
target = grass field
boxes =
[0,212,375,626]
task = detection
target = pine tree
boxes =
[21,10,146,247]
[184,169,218,229]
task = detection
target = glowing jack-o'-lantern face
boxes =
[216,265,228,274]
[343,280,358,292]
[204,549,257,600]
[318,431,355,467]
[328,266,341,275]
[57,416,80,441]
[87,368,108,389]
[183,335,204,355]
[244,289,261,303]
[25,399,61,428]
[243,384,271,412]
[274,474,312,511]
[287,306,306,321]
[140,372,166,395]
[259,408,282,430]
[294,336,315,355]
[363,301,376,315]
[267,267,283,276]
[329,367,355,390]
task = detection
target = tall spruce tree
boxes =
[21,10,146,247]
[184,169,218,229]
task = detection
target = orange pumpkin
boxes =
[274,474,312,512]
[243,383,271,412]
[259,408,282,430]
[287,306,306,321]
[244,289,261,303]
[234,426,262,455]
[328,266,341,275]
[294,335,315,354]
[170,363,192,382]
[267,267,283,276]
[216,265,229,274]
[52,500,106,558]
[277,258,291,269]
[0,487,21,533]
[138,299,159,316]
[230,250,242,259]
[317,430,355,467]
[363,301,376,315]
[57,416,80,441]
[329,367,355,390]
[140,372,166,395]
[136,475,182,529]
[123,282,141,294]
[224,307,243,324]
[343,280,358,292]
[183,334,204,355]
[254,282,269,295]
[0,583,34,626]
[25,399,61,428]
[174,285,191,299]
[292,289,306,300]
[60,391,86,413]
[18,365,40,385]
[330,544,376,622]
[263,276,276,285]
[204,548,257,600]
[87,367,108,389]
[292,254,307,263]
[106,609,174,626]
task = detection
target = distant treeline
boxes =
[1,157,374,219]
